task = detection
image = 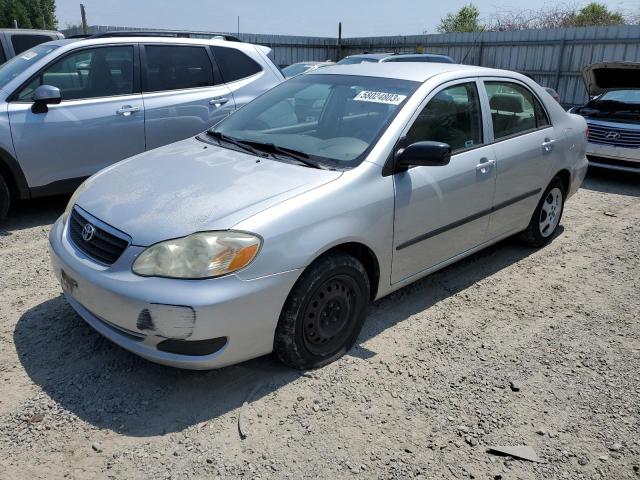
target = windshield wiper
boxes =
[241,141,325,169]
[207,131,268,158]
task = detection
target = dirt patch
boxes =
[1,169,638,479]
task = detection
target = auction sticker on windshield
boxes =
[354,91,407,105]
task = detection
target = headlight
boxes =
[62,180,89,223]
[132,231,261,279]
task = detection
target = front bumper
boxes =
[48,216,301,369]
[586,143,640,172]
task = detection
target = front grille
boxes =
[587,123,640,148]
[68,208,129,265]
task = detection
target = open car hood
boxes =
[582,61,640,97]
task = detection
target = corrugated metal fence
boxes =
[63,25,640,106]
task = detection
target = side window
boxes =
[0,46,6,64]
[534,97,550,127]
[18,46,134,101]
[485,81,548,140]
[211,46,262,83]
[10,34,53,55]
[405,82,483,153]
[144,45,215,92]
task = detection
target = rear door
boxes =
[141,44,235,150]
[7,44,145,191]
[481,79,560,238]
[392,79,497,283]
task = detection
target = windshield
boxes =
[211,74,419,168]
[0,44,58,90]
[336,57,380,65]
[282,64,314,78]
[597,90,640,104]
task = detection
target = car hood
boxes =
[76,137,342,246]
[582,61,640,97]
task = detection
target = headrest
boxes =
[490,93,524,113]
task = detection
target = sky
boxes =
[55,0,640,37]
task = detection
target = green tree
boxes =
[437,3,484,33]
[0,0,57,29]
[571,2,624,26]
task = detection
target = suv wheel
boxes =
[274,252,370,370]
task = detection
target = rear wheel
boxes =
[0,174,10,222]
[519,177,565,247]
[274,252,370,370]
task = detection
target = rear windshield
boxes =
[0,44,58,90]
[212,74,419,168]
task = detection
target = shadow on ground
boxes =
[14,229,552,437]
[0,195,69,237]
[582,166,640,197]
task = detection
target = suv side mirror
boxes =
[395,141,451,170]
[32,85,61,114]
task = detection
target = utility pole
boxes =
[80,4,88,35]
[237,16,240,36]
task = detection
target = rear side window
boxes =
[485,81,549,140]
[10,34,54,55]
[405,82,483,153]
[144,45,214,92]
[211,46,262,83]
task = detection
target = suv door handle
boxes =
[476,158,495,175]
[542,138,555,153]
[116,105,140,116]
[209,97,229,106]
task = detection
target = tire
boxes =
[274,252,370,370]
[519,177,565,247]
[0,174,10,223]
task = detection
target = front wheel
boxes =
[274,252,370,370]
[519,177,565,247]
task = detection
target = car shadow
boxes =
[0,195,68,237]
[14,229,555,437]
[581,166,640,198]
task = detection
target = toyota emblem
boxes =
[605,131,621,140]
[82,223,96,242]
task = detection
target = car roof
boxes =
[389,53,452,59]
[344,53,392,60]
[44,36,258,49]
[308,62,498,83]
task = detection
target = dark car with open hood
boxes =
[570,61,640,172]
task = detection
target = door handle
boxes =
[476,158,495,175]
[542,138,555,153]
[116,105,140,116]
[209,97,229,107]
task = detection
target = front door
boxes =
[8,44,145,191]
[392,79,497,283]
[141,44,236,150]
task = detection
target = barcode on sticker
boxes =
[354,91,407,105]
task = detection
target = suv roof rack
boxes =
[85,30,241,42]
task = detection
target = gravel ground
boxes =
[0,168,638,480]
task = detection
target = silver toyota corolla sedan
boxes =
[49,63,588,370]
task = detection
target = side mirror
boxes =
[395,141,451,170]
[32,85,61,114]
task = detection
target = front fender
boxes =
[233,162,394,297]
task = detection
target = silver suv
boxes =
[0,31,284,220]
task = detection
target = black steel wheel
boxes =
[274,252,370,370]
